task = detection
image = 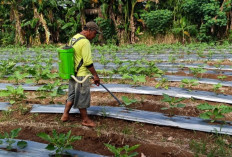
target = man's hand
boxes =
[93,75,100,86]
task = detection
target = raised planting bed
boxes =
[31,104,232,136]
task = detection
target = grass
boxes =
[189,133,232,157]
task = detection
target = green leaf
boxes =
[177,104,186,108]
[199,113,211,120]
[45,144,56,150]
[197,103,214,110]
[17,141,27,149]
[10,128,21,138]
[37,132,51,142]
[9,100,16,105]
[161,107,169,110]
[0,140,2,144]
[126,144,140,152]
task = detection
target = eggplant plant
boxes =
[99,55,110,68]
[214,60,224,74]
[27,64,58,84]
[180,78,199,91]
[213,83,223,94]
[161,94,186,115]
[122,74,146,86]
[0,128,27,151]
[37,81,65,103]
[37,130,82,157]
[8,71,28,85]
[121,96,137,107]
[189,66,206,78]
[6,86,26,104]
[104,143,140,157]
[197,103,232,122]
[155,78,169,89]
[0,60,16,77]
[217,75,227,81]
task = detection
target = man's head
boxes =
[83,21,101,40]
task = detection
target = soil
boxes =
[1,59,232,156]
[1,89,232,156]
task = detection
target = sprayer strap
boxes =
[76,59,83,72]
[70,37,85,73]
[70,37,85,46]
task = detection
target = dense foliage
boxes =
[0,0,232,45]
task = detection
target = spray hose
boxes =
[71,75,123,106]
[71,75,91,83]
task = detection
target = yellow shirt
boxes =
[69,34,93,76]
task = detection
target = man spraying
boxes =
[61,21,101,127]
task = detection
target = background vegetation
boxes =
[0,0,232,46]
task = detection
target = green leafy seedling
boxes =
[155,78,169,90]
[0,128,27,150]
[217,75,227,81]
[6,86,26,104]
[122,74,146,86]
[213,83,223,94]
[180,78,199,91]
[8,71,28,85]
[161,94,186,115]
[197,103,232,122]
[104,143,140,157]
[121,96,137,107]
[37,129,81,156]
[189,66,206,78]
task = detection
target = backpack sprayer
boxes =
[57,44,122,105]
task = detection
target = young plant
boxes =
[180,78,199,90]
[217,75,227,81]
[104,143,140,157]
[189,66,206,78]
[214,60,223,74]
[0,128,27,151]
[213,83,223,94]
[121,96,137,107]
[168,54,176,63]
[6,86,26,104]
[161,94,186,115]
[155,78,169,89]
[8,71,28,85]
[0,60,16,77]
[197,103,232,122]
[122,74,146,86]
[37,130,82,157]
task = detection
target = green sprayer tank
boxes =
[57,46,75,79]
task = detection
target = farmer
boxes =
[61,21,101,127]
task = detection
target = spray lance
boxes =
[57,45,122,106]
